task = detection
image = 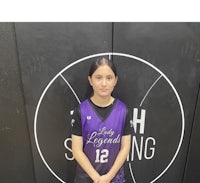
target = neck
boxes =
[90,95,114,107]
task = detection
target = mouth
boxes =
[100,89,108,92]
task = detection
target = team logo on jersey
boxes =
[87,116,92,120]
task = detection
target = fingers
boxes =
[95,174,111,183]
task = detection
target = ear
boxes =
[88,76,92,86]
[114,76,118,86]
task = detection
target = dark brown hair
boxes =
[88,56,117,77]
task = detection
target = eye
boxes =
[107,75,113,80]
[95,75,102,80]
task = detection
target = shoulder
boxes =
[114,99,128,116]
[116,99,127,109]
[80,99,89,106]
[79,99,91,114]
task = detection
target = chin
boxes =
[99,93,110,97]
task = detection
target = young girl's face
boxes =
[88,64,118,98]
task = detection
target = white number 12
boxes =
[95,149,109,163]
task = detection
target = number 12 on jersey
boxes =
[95,149,109,163]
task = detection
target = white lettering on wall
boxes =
[131,108,146,134]
[127,136,156,161]
[64,138,74,161]
[127,108,156,161]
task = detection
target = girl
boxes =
[71,56,131,183]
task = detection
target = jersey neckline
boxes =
[88,98,117,122]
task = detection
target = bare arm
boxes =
[72,134,100,182]
[97,135,131,183]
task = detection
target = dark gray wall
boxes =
[0,23,35,183]
[113,23,200,183]
[0,22,200,183]
[183,84,200,183]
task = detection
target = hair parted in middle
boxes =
[88,56,117,77]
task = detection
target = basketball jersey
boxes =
[74,99,127,183]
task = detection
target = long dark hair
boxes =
[85,56,117,98]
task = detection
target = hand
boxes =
[93,174,101,183]
[95,174,112,183]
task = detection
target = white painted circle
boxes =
[34,52,185,183]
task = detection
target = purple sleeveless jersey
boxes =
[74,99,127,183]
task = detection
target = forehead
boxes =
[92,65,115,75]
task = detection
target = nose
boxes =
[102,78,107,86]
